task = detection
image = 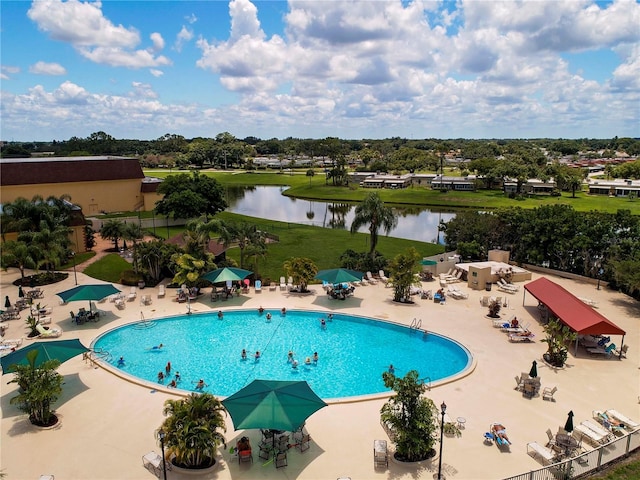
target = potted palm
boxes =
[9,350,63,427]
[158,393,227,472]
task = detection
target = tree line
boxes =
[441,205,640,298]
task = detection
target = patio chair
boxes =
[238,449,253,464]
[280,277,287,291]
[275,451,287,468]
[0,337,23,347]
[128,287,137,301]
[573,424,607,446]
[140,294,152,306]
[287,277,294,291]
[115,298,125,309]
[542,386,557,401]
[582,420,614,442]
[269,282,277,291]
[545,428,557,448]
[36,324,62,338]
[296,433,311,452]
[366,272,378,284]
[142,451,172,478]
[258,444,271,461]
[255,280,262,293]
[378,270,389,284]
[614,344,628,358]
[157,285,165,298]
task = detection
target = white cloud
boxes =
[185,13,198,24]
[130,81,158,99]
[174,26,194,52]
[29,61,67,75]
[150,69,164,78]
[27,0,172,69]
[150,33,165,52]
[1,65,21,80]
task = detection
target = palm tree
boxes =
[122,222,144,273]
[283,257,318,292]
[171,253,212,286]
[100,219,125,251]
[203,220,266,269]
[350,192,398,261]
[0,240,38,283]
[9,350,64,426]
[159,393,227,469]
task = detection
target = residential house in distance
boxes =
[587,179,640,197]
[503,178,557,195]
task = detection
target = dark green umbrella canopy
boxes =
[222,379,328,432]
[57,284,121,306]
[1,339,89,374]
[529,360,538,378]
[564,410,574,433]
[315,268,363,284]
[202,267,253,284]
[421,259,438,266]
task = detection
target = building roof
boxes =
[0,156,144,186]
[524,277,625,336]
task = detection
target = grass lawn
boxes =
[143,169,640,215]
[59,251,96,269]
[83,212,444,284]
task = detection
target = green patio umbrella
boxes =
[529,360,538,378]
[57,284,121,309]
[222,379,328,432]
[315,268,363,284]
[421,259,438,266]
[1,339,88,374]
[202,267,253,284]
[564,410,574,433]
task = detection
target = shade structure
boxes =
[57,284,121,307]
[202,267,253,284]
[1,339,88,374]
[529,360,538,379]
[222,379,328,432]
[564,411,574,433]
[18,286,24,298]
[315,268,363,284]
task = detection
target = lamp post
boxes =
[159,430,168,480]
[597,267,604,290]
[71,252,78,285]
[437,401,447,480]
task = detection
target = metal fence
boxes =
[503,430,639,480]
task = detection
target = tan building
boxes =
[0,156,161,215]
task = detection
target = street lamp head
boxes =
[441,402,447,414]
[159,430,165,441]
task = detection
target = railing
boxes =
[503,430,639,480]
[410,317,422,331]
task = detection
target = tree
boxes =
[541,317,577,368]
[100,219,126,251]
[211,221,266,269]
[350,192,398,262]
[159,393,226,469]
[380,370,438,462]
[9,350,64,426]
[283,257,318,292]
[122,222,144,273]
[1,240,37,283]
[154,171,227,220]
[170,253,213,287]
[306,168,315,186]
[387,247,421,303]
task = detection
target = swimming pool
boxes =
[93,309,472,399]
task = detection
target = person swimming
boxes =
[195,379,207,390]
[117,356,125,367]
[168,379,177,388]
[328,313,333,321]
[255,351,261,361]
[258,306,264,314]
[320,318,326,328]
[174,371,181,382]
[313,352,318,364]
[388,364,395,374]
[281,307,287,315]
[157,371,165,382]
[241,349,247,360]
[292,360,299,369]
[287,350,294,363]
[217,310,223,319]
[150,343,163,350]
[266,313,272,321]
[305,357,311,365]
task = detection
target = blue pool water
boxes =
[93,310,471,399]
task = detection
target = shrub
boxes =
[120,269,143,286]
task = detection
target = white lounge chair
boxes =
[378,270,389,284]
[36,324,62,338]
[255,280,262,293]
[280,276,287,291]
[140,294,152,306]
[527,441,556,465]
[582,420,613,442]
[606,409,639,430]
[0,337,24,347]
[157,285,165,298]
[366,272,378,284]
[128,287,137,301]
[142,451,172,477]
[573,424,607,446]
[287,276,293,291]
[269,282,277,291]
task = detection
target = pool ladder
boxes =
[421,376,432,391]
[410,317,422,331]
[134,312,156,329]
[91,347,113,362]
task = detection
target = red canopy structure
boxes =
[524,277,625,356]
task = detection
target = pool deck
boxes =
[1,268,638,480]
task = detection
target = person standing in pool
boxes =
[165,361,171,375]
[287,350,294,363]
[313,352,319,364]
[158,371,165,383]
[241,349,247,360]
[254,351,261,361]
[388,364,395,375]
[195,379,207,390]
[117,356,125,367]
[174,371,181,382]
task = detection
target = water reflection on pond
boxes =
[225,186,455,244]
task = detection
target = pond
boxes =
[225,186,455,244]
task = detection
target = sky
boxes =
[1,0,639,142]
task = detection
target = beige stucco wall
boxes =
[1,179,144,214]
[142,191,163,211]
